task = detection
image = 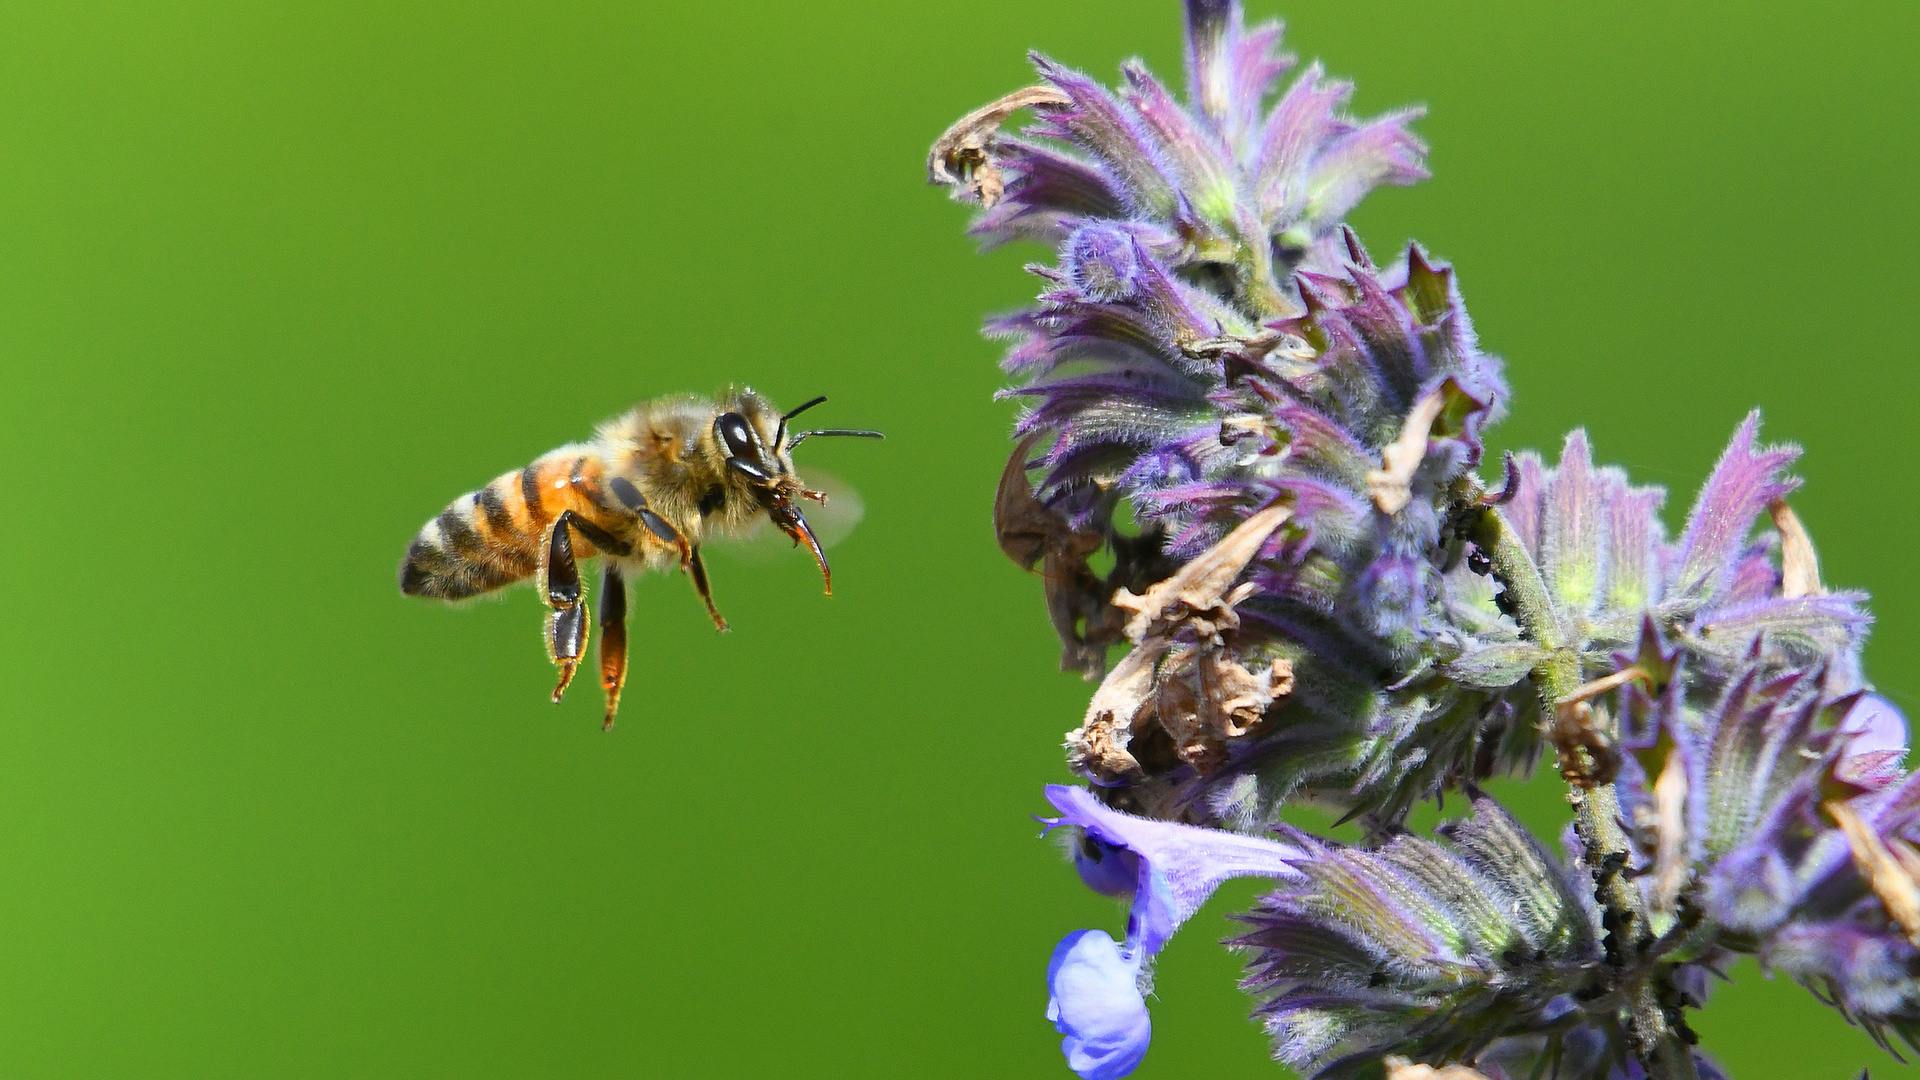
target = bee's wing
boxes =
[721,467,867,560]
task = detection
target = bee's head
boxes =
[712,395,881,596]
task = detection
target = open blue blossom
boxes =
[1041,785,1307,1077]
[1048,930,1152,1080]
[1072,833,1144,899]
[1044,784,1307,952]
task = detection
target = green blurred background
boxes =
[0,0,1913,1076]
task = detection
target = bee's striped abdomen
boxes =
[399,453,616,601]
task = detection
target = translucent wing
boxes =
[717,467,867,561]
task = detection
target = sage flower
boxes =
[1048,929,1152,1080]
[1041,784,1306,1076]
[929,0,1905,1074]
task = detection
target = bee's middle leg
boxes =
[612,502,723,633]
[688,546,728,633]
[607,476,692,571]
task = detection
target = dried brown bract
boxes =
[1769,498,1825,599]
[1187,328,1318,385]
[995,432,1075,571]
[1066,504,1294,782]
[1547,667,1645,788]
[1068,643,1160,781]
[1111,502,1291,641]
[996,434,1175,679]
[1367,387,1450,515]
[927,85,1071,209]
[1648,745,1690,912]
[1828,799,1920,946]
[1153,647,1295,771]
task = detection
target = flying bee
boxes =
[398,390,881,728]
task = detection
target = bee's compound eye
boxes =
[727,457,770,482]
[715,413,756,460]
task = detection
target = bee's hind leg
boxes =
[597,564,629,730]
[538,511,635,706]
[538,513,591,703]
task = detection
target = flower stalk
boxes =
[1472,503,1698,1080]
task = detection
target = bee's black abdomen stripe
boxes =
[402,491,527,601]
[405,454,640,604]
[477,484,538,573]
[398,542,438,596]
[569,456,615,511]
[520,463,546,519]
[436,505,486,558]
[400,536,484,599]
[478,483,515,536]
[465,562,516,591]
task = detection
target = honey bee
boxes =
[398,390,880,728]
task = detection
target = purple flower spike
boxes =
[1672,411,1801,602]
[934,4,1902,1073]
[1047,930,1152,1080]
[1044,785,1306,954]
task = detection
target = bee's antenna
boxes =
[787,428,884,450]
[775,395,829,450]
[781,396,829,422]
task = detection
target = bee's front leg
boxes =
[606,475,692,571]
[598,564,629,730]
[538,511,593,703]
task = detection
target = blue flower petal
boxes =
[1073,834,1142,899]
[1126,867,1180,957]
[1043,785,1307,955]
[1047,930,1152,1080]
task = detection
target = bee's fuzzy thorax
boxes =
[593,388,787,545]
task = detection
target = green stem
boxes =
[1472,507,1697,1080]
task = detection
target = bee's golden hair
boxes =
[398,389,792,601]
